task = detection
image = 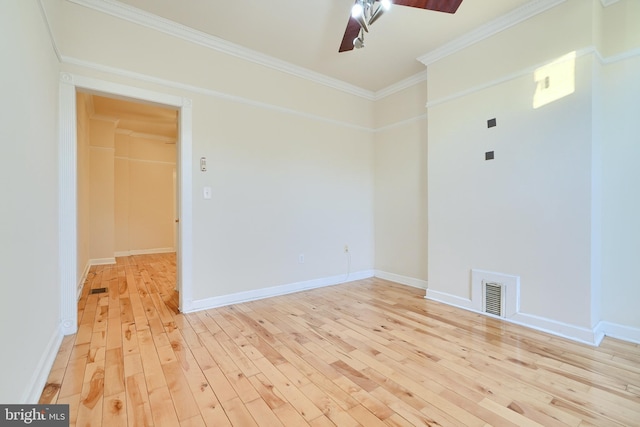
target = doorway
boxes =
[76,93,179,309]
[58,73,194,335]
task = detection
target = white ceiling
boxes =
[112,0,536,93]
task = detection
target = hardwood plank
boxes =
[102,392,127,427]
[219,396,258,427]
[125,373,153,427]
[38,254,640,427]
[104,347,125,397]
[162,361,201,421]
[76,364,105,427]
[245,397,285,427]
[149,386,181,427]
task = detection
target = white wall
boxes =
[427,0,595,330]
[425,0,640,340]
[44,0,376,304]
[428,55,594,327]
[600,0,640,330]
[191,99,374,299]
[88,118,116,260]
[0,0,61,402]
[373,82,429,286]
[115,132,176,254]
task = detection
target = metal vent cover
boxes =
[89,287,108,295]
[483,282,505,317]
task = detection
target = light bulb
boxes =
[381,0,391,10]
[351,3,364,18]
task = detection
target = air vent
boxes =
[483,282,505,317]
[89,287,107,295]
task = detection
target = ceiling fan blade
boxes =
[393,0,463,14]
[339,16,361,52]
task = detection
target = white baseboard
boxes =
[425,288,473,309]
[509,312,604,346]
[114,247,175,257]
[375,271,428,290]
[186,270,375,313]
[597,321,640,344]
[90,257,116,266]
[425,288,603,346]
[77,261,91,300]
[22,326,63,403]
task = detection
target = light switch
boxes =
[203,186,212,199]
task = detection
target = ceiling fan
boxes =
[339,0,464,52]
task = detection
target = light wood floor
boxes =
[40,253,640,426]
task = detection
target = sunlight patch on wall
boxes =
[533,52,576,109]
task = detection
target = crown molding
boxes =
[600,0,621,6]
[67,0,375,100]
[374,70,428,100]
[37,0,62,62]
[423,45,640,109]
[62,56,374,132]
[418,0,566,66]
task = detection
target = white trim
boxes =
[425,288,603,346]
[90,114,119,124]
[374,71,428,100]
[600,0,621,7]
[78,260,91,299]
[67,0,375,100]
[115,128,176,143]
[374,271,428,290]
[114,156,176,166]
[62,56,373,133]
[177,98,194,313]
[509,312,604,346]
[21,327,63,403]
[90,257,116,266]
[601,47,640,65]
[425,288,473,310]
[62,56,434,134]
[374,114,427,133]
[59,75,78,336]
[36,0,61,63]
[187,270,374,313]
[598,321,640,345]
[418,0,566,66]
[58,72,194,332]
[114,248,176,257]
[426,46,599,109]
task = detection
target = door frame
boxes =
[58,72,194,334]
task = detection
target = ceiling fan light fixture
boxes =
[339,0,463,52]
[351,2,364,18]
[351,2,369,32]
[353,35,365,49]
[369,0,391,26]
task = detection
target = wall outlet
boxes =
[298,254,305,264]
[344,245,349,253]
